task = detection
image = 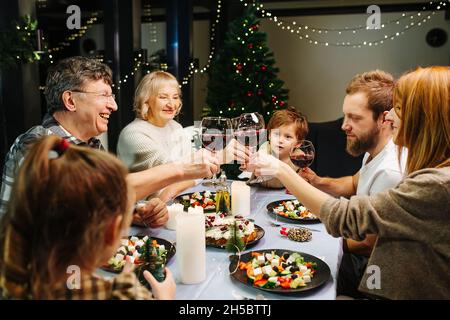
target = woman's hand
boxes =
[143,268,176,300]
[180,149,220,179]
[217,138,251,164]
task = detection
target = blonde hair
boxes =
[394,66,450,174]
[267,106,309,141]
[133,71,182,120]
[0,136,132,299]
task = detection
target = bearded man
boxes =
[299,70,406,298]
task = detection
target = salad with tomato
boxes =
[178,191,216,211]
[238,250,317,289]
[272,200,317,220]
[106,236,167,272]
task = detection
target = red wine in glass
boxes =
[200,116,232,187]
[201,132,232,151]
[290,140,315,169]
[235,129,267,147]
[290,153,315,168]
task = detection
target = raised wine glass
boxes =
[200,116,232,187]
[290,140,315,169]
[234,112,270,184]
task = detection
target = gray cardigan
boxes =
[321,167,450,299]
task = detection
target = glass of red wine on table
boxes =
[200,116,233,187]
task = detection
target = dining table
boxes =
[99,181,343,300]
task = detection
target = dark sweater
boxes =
[321,167,450,299]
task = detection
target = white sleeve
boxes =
[117,130,167,171]
[368,169,404,195]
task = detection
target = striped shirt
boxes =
[0,115,103,218]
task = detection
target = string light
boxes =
[239,0,446,47]
[181,0,222,87]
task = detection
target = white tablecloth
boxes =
[100,182,343,300]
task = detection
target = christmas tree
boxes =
[204,4,289,124]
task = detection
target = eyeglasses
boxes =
[71,90,116,102]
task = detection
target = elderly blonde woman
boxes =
[118,71,249,203]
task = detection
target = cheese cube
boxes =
[293,200,300,205]
[271,258,279,267]
[286,202,295,211]
[286,256,295,264]
[115,253,124,261]
[127,245,135,252]
[268,277,278,283]
[182,195,190,200]
[120,239,128,246]
[253,267,262,276]
[130,236,139,243]
[262,265,273,275]
[135,240,145,247]
[142,236,149,242]
[303,275,311,283]
[159,245,166,251]
[265,253,273,261]
[300,265,308,272]
[256,255,265,265]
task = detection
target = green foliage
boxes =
[0,15,43,70]
[226,220,245,253]
[205,5,289,123]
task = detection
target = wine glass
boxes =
[200,116,232,187]
[231,116,241,131]
[290,140,315,169]
[234,112,269,184]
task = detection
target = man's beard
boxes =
[346,126,379,157]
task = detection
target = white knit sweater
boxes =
[117,118,192,173]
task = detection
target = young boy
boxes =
[249,107,309,188]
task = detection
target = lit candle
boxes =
[176,211,206,284]
[165,203,184,230]
[231,181,251,216]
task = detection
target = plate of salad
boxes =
[229,249,330,293]
[102,235,175,273]
[174,191,217,212]
[266,199,320,224]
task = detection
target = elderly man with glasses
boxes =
[0,56,219,226]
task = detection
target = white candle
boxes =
[176,211,206,284]
[195,206,204,215]
[231,181,251,216]
[165,203,183,230]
